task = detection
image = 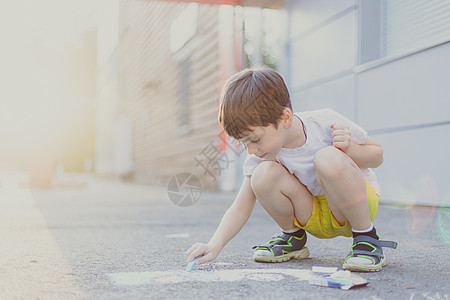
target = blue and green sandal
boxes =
[342,235,398,272]
[252,231,309,263]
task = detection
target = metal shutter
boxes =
[383,0,450,56]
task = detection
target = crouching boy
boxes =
[186,67,397,272]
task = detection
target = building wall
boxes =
[96,0,450,204]
[96,1,222,188]
[285,0,450,206]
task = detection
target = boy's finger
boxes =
[187,248,205,262]
[333,135,349,142]
[185,247,198,261]
[185,250,192,258]
[185,242,202,257]
[186,251,197,262]
[332,129,350,136]
[331,126,347,131]
[197,252,214,265]
[333,142,348,149]
[332,130,343,136]
[185,245,196,257]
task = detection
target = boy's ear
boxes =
[281,108,293,128]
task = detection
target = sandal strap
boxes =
[252,233,290,250]
[252,244,271,250]
[350,249,383,257]
[252,232,306,254]
[353,235,398,249]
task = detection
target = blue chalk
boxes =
[186,256,202,272]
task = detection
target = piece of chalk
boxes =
[186,256,201,272]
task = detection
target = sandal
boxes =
[252,231,309,263]
[342,235,398,272]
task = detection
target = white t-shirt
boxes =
[242,108,380,196]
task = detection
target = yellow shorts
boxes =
[294,181,379,239]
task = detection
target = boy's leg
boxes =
[251,161,314,230]
[313,146,370,230]
[250,161,313,262]
[313,146,397,271]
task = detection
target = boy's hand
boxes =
[330,123,351,152]
[185,242,220,265]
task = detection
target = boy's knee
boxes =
[313,146,348,178]
[250,161,284,193]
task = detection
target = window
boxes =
[170,4,198,134]
[383,0,450,57]
[242,7,283,69]
[359,0,450,65]
[177,57,190,131]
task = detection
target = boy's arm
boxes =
[342,137,384,168]
[185,175,256,264]
[331,124,383,168]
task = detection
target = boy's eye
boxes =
[251,138,261,144]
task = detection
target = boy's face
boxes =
[238,121,287,160]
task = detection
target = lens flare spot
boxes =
[406,174,438,234]
[437,192,450,244]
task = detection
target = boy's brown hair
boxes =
[218,66,292,140]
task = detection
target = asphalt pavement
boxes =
[0,173,449,299]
